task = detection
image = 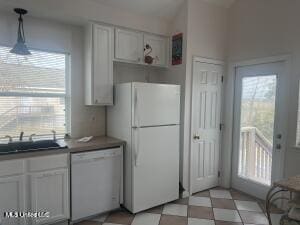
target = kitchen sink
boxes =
[0,140,68,155]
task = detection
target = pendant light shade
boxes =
[10,8,31,55]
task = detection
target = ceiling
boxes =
[92,0,236,21]
[0,0,236,26]
[92,0,185,22]
[203,0,236,8]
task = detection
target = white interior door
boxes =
[132,125,179,213]
[232,61,288,199]
[191,60,223,194]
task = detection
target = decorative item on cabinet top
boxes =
[144,44,159,65]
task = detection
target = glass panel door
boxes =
[238,75,276,186]
[232,61,288,200]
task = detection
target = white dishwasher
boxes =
[71,147,123,221]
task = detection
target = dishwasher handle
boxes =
[72,157,107,164]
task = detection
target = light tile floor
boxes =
[189,196,212,207]
[75,187,284,225]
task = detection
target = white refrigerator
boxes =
[107,82,180,213]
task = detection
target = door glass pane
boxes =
[238,75,277,186]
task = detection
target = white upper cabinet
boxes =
[115,28,143,63]
[85,23,169,106]
[85,23,114,106]
[143,34,168,67]
[114,28,169,67]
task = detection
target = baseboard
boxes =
[181,190,190,198]
[51,220,69,225]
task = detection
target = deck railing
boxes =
[239,127,272,185]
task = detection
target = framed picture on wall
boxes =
[172,33,183,65]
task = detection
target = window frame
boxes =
[296,80,300,147]
[0,45,71,140]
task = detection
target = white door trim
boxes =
[232,55,291,68]
[193,56,225,66]
[221,55,291,188]
[189,56,225,195]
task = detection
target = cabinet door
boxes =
[115,28,143,63]
[0,176,26,225]
[30,169,69,225]
[92,24,114,105]
[144,34,168,67]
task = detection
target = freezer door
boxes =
[132,125,179,213]
[132,83,180,127]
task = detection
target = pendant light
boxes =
[10,8,31,55]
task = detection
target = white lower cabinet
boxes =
[0,175,26,225]
[0,154,69,225]
[30,169,69,225]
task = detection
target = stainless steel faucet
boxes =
[51,130,56,141]
[29,134,36,142]
[19,131,24,141]
[5,135,13,143]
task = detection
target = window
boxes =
[0,46,69,141]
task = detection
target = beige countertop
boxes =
[0,136,126,161]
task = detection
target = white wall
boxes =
[114,63,165,84]
[159,0,228,194]
[157,1,188,193]
[223,0,300,184]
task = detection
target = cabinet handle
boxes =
[92,157,105,162]
[95,99,98,104]
[193,134,200,140]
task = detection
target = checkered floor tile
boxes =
[74,188,284,225]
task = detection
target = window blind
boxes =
[0,46,67,142]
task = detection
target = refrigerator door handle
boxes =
[134,127,140,167]
[134,87,141,128]
[134,88,138,127]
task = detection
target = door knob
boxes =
[193,135,200,140]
